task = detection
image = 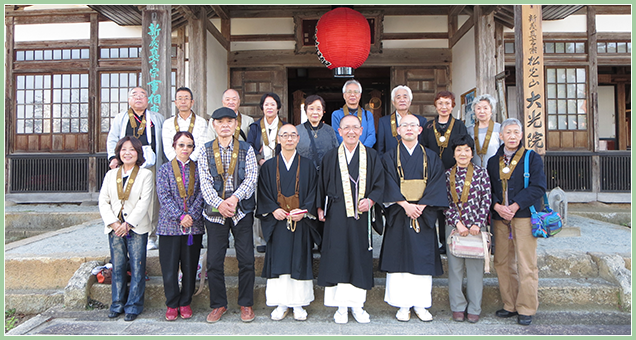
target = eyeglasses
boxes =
[130,93,147,99]
[278,133,298,140]
[340,125,361,132]
[399,123,420,129]
[344,90,361,95]
[176,143,194,149]
[176,97,192,101]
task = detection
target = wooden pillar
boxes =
[176,26,186,89]
[187,7,207,117]
[587,6,599,153]
[514,5,546,155]
[474,5,497,97]
[617,82,627,150]
[494,22,507,122]
[5,16,15,193]
[141,5,172,119]
[587,6,600,195]
[88,13,99,192]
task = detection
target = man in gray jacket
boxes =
[106,87,165,250]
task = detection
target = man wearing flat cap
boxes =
[197,107,258,323]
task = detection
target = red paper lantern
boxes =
[315,8,371,77]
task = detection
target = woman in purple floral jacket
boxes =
[444,134,491,324]
[156,131,205,321]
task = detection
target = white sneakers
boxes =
[270,306,289,321]
[147,239,158,250]
[396,307,411,322]
[293,307,307,321]
[413,307,433,322]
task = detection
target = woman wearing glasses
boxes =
[156,131,205,321]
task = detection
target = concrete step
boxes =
[88,276,622,314]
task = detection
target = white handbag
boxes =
[447,229,491,273]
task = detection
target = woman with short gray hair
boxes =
[467,94,502,167]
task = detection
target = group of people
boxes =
[98,80,546,327]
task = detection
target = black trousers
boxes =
[158,234,203,309]
[205,214,255,309]
[437,210,446,248]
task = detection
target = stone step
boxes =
[88,276,622,314]
[4,249,619,291]
[4,289,64,314]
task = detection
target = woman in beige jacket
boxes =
[99,136,154,322]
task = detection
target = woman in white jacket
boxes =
[99,136,154,322]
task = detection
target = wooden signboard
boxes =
[516,5,546,155]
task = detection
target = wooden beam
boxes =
[176,26,186,88]
[230,34,296,42]
[449,15,473,48]
[448,5,465,16]
[228,48,451,68]
[494,17,514,30]
[448,12,458,37]
[205,19,229,51]
[589,5,631,15]
[383,33,448,40]
[211,5,229,21]
[176,5,197,22]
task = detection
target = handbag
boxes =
[523,150,563,238]
[447,229,491,273]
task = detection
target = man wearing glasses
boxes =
[317,114,384,324]
[331,80,376,148]
[106,86,165,250]
[255,124,320,322]
[162,87,208,161]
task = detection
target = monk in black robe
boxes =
[316,115,384,324]
[380,114,449,322]
[256,124,319,322]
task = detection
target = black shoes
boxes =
[495,309,518,318]
[108,311,122,318]
[124,314,138,322]
[517,314,532,325]
[256,245,267,253]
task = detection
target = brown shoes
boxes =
[241,306,255,322]
[452,311,465,322]
[466,313,480,323]
[206,306,227,323]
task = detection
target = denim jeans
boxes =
[108,230,148,315]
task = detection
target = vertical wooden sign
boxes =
[515,5,546,155]
[141,6,172,119]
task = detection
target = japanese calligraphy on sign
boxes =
[520,5,546,155]
[147,23,162,112]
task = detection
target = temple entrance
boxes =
[287,67,391,127]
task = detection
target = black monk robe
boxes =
[316,144,384,291]
[380,143,449,276]
[256,153,320,281]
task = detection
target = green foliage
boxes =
[5,309,18,332]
